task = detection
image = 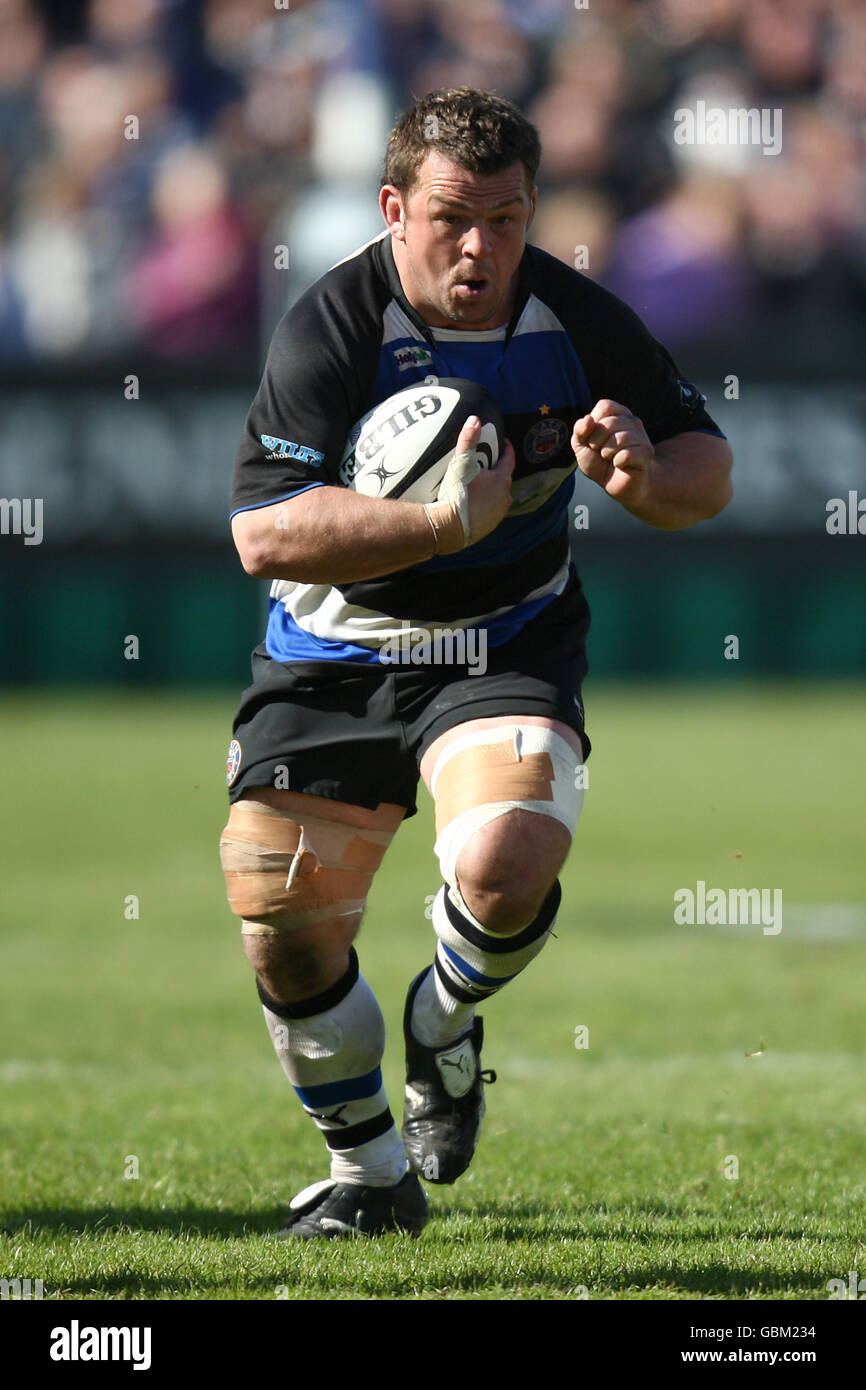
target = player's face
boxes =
[384,154,536,330]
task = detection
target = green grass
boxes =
[1,682,864,1300]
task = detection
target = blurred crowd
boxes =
[0,0,863,365]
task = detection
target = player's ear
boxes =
[526,185,537,231]
[380,185,407,241]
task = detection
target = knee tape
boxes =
[219,799,396,936]
[429,724,585,887]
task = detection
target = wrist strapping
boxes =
[423,500,465,555]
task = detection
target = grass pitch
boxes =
[0,682,864,1300]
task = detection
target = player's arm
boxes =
[572,400,733,530]
[233,418,515,582]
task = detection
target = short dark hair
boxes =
[382,88,541,197]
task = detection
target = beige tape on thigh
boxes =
[219,799,395,936]
[430,725,584,886]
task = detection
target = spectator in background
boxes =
[602,171,753,346]
[8,154,93,355]
[410,0,536,107]
[0,0,47,186]
[0,225,29,360]
[86,0,162,51]
[0,0,862,366]
[123,142,258,358]
[529,188,616,283]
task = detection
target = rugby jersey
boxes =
[231,231,724,664]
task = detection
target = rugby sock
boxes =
[258,948,407,1187]
[411,881,561,1049]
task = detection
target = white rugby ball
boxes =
[338,378,504,501]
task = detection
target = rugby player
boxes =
[221,89,732,1238]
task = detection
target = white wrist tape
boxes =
[423,448,481,553]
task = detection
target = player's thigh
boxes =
[421,716,585,920]
[420,715,583,785]
[220,787,406,980]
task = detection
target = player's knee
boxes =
[219,794,395,937]
[244,935,322,996]
[431,724,583,933]
[456,809,571,934]
[242,928,354,1001]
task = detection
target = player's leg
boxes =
[230,787,402,999]
[403,715,586,1182]
[421,714,583,1005]
[220,786,427,1236]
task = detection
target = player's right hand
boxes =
[425,415,514,554]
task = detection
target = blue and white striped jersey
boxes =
[231,231,724,664]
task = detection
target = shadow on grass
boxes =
[0,1201,836,1299]
[444,1199,817,1243]
[13,1265,829,1300]
[0,1205,285,1240]
[1,1198,826,1246]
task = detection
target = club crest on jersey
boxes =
[226,739,242,786]
[524,416,568,464]
[260,434,325,465]
[677,379,707,410]
[393,344,433,372]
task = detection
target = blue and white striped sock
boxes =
[411,881,562,1048]
[258,949,407,1187]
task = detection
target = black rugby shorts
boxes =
[225,568,591,817]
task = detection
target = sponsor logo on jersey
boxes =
[524,416,569,464]
[261,434,325,465]
[393,344,434,372]
[226,739,242,787]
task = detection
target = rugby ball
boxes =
[338,378,504,501]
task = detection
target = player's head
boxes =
[380,89,540,331]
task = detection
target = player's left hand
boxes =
[572,400,654,506]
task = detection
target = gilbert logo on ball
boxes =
[338,379,503,501]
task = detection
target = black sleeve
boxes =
[230,280,380,518]
[589,289,724,443]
